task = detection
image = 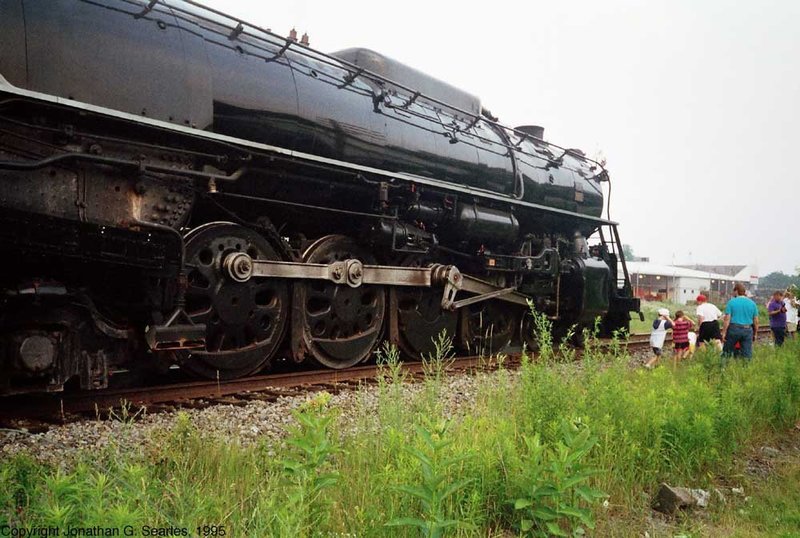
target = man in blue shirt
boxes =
[721,283,759,359]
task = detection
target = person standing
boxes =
[721,283,759,359]
[784,290,798,341]
[671,311,694,362]
[646,308,673,368]
[767,291,787,347]
[695,294,723,350]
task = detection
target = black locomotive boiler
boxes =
[0,0,640,395]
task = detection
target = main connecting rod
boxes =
[222,253,529,310]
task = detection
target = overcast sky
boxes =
[204,0,799,276]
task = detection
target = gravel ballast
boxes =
[0,369,492,465]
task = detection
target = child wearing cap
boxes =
[646,308,673,368]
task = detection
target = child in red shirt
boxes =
[672,310,695,362]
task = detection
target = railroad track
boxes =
[0,329,772,427]
[0,353,521,424]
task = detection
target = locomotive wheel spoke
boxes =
[294,235,385,369]
[175,222,289,380]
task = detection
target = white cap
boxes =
[658,308,669,316]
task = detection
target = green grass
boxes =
[2,335,799,536]
[721,454,800,537]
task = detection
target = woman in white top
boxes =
[695,294,722,350]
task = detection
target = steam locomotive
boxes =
[0,0,639,395]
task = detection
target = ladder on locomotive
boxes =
[597,223,632,296]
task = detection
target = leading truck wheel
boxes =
[176,222,289,380]
[293,235,386,369]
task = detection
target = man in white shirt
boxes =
[784,290,798,340]
[695,294,722,350]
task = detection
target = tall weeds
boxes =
[510,420,606,536]
[386,420,474,537]
[276,392,341,533]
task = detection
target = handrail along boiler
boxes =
[0,0,640,394]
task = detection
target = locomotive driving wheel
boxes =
[394,256,458,360]
[176,222,289,379]
[293,235,385,369]
[459,300,517,355]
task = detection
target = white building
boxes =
[626,262,751,305]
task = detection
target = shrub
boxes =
[510,420,606,537]
[386,420,474,537]
[277,393,341,532]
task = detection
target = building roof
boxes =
[626,261,738,281]
[677,264,746,277]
